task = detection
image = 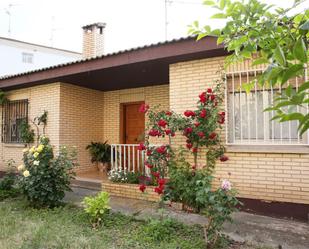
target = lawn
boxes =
[0,197,271,249]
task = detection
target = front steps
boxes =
[71,177,102,191]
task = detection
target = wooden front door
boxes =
[124,103,145,144]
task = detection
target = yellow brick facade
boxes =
[170,56,309,205]
[0,83,61,170]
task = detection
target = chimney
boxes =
[82,22,106,58]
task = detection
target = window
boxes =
[1,99,29,143]
[226,69,308,145]
[22,52,33,64]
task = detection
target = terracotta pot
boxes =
[97,162,110,173]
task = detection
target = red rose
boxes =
[139,103,149,113]
[137,143,146,151]
[199,109,207,118]
[207,88,212,93]
[209,132,217,140]
[156,145,166,154]
[194,122,200,127]
[184,127,193,134]
[148,129,161,137]
[192,165,196,170]
[146,150,152,156]
[199,92,207,103]
[165,129,172,135]
[165,111,172,116]
[154,186,164,195]
[220,155,229,162]
[139,184,146,192]
[210,95,216,101]
[218,116,225,124]
[158,178,166,186]
[219,111,225,117]
[186,143,193,149]
[198,132,205,138]
[192,147,198,153]
[158,119,167,128]
[152,171,160,178]
[184,110,196,117]
[171,132,175,137]
[145,162,153,169]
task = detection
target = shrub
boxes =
[0,160,21,201]
[18,136,77,208]
[83,191,110,227]
[86,141,111,163]
[108,169,153,185]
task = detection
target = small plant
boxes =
[83,191,111,227]
[86,141,111,163]
[0,160,20,200]
[19,120,35,144]
[18,136,77,208]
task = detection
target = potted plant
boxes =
[86,141,111,173]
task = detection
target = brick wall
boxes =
[59,83,104,172]
[0,83,61,170]
[170,56,309,205]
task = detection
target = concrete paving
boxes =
[65,187,309,249]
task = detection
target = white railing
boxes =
[111,144,157,174]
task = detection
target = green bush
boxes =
[18,136,77,208]
[83,191,110,227]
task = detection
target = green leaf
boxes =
[203,0,215,5]
[217,36,225,45]
[293,38,307,63]
[300,20,309,30]
[211,13,227,19]
[280,113,304,122]
[281,64,304,84]
[197,33,207,41]
[219,0,226,10]
[298,81,309,92]
[251,57,269,66]
[273,45,286,66]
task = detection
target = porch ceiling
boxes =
[0,36,227,91]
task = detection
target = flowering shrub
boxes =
[18,136,77,208]
[138,79,240,248]
[108,169,154,186]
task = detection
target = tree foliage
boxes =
[189,0,309,134]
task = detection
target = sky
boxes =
[0,0,307,54]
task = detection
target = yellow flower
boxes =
[17,164,25,171]
[23,170,30,177]
[29,146,35,153]
[33,152,39,158]
[37,144,44,153]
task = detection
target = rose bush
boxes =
[138,79,240,248]
[18,136,77,208]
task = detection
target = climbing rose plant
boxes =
[138,79,240,247]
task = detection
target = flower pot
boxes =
[97,162,110,173]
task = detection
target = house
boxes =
[0,36,81,76]
[0,23,308,220]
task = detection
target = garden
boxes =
[0,0,307,248]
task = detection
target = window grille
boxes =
[225,69,308,145]
[1,99,29,143]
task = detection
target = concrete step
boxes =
[71,178,102,191]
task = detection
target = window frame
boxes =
[1,99,29,144]
[224,69,309,147]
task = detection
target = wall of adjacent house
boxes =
[0,83,61,171]
[103,84,170,145]
[169,56,309,205]
[59,83,104,172]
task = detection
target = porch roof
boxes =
[0,36,227,91]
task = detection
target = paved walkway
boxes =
[65,187,309,249]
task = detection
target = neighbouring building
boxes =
[0,23,308,220]
[0,36,81,76]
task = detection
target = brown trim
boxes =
[239,197,309,222]
[226,144,309,154]
[0,36,226,90]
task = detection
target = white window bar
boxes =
[226,68,308,145]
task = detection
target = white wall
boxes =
[0,39,81,76]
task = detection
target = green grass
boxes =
[0,197,272,249]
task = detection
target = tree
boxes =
[189,0,309,134]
